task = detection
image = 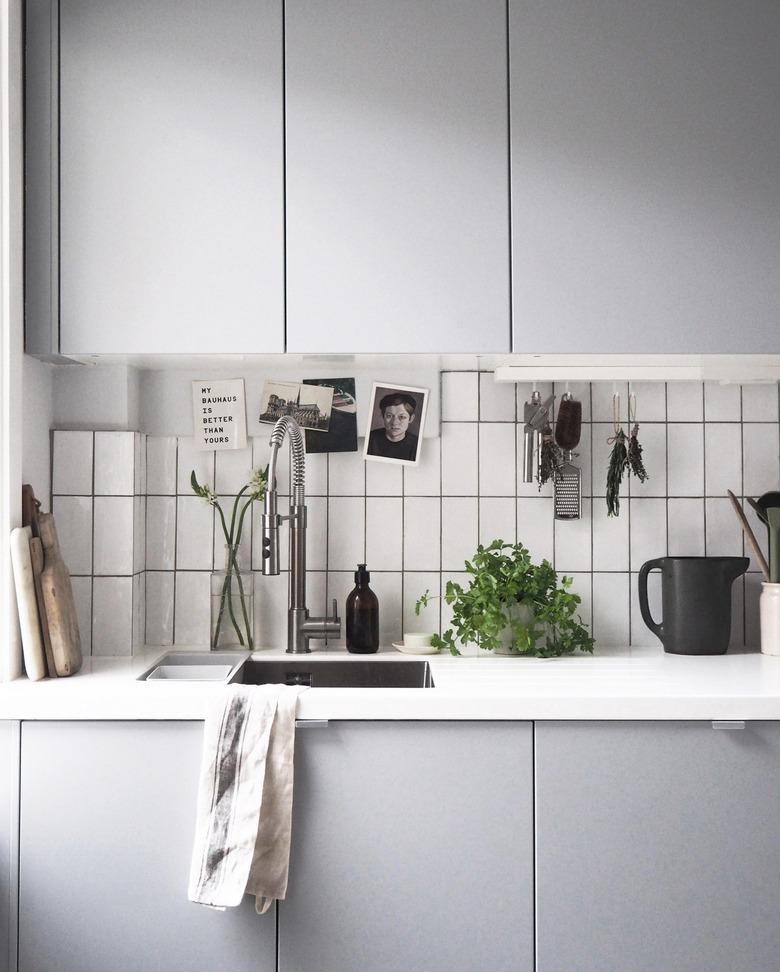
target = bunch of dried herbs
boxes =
[628,422,648,482]
[606,429,628,517]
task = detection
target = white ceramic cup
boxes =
[760,583,780,656]
[403,632,434,649]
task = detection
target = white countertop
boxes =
[3,645,780,720]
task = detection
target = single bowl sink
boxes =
[137,650,249,682]
[232,658,434,689]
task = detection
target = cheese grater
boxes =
[554,450,581,520]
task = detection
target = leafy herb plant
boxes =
[415,540,594,658]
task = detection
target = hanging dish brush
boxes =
[553,393,582,520]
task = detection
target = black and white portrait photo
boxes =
[363,383,428,466]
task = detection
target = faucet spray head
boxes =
[261,488,280,575]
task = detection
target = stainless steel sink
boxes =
[138,650,249,682]
[232,658,434,689]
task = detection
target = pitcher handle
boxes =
[638,559,664,640]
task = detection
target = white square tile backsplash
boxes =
[441,372,478,422]
[175,496,214,571]
[146,496,176,571]
[52,431,93,495]
[366,497,403,570]
[667,424,704,495]
[741,383,779,422]
[145,436,177,495]
[51,377,779,654]
[478,497,516,548]
[93,496,135,575]
[479,372,515,422]
[94,431,135,495]
[91,576,134,655]
[404,497,441,571]
[478,423,516,496]
[666,382,704,422]
[441,423,478,495]
[704,424,742,498]
[52,495,93,574]
[516,497,554,564]
[441,497,478,571]
[704,382,741,422]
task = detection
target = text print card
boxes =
[192,379,247,451]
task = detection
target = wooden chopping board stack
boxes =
[10,485,83,679]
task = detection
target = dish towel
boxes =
[188,683,305,914]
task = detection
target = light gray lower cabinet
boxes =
[1,722,19,972]
[535,721,780,972]
[279,721,534,972]
[18,721,275,972]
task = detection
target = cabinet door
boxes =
[279,721,533,972]
[19,721,275,972]
[58,0,284,354]
[285,1,511,353]
[536,721,780,972]
[510,0,780,353]
[1,723,18,972]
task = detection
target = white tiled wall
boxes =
[52,430,146,655]
[51,376,780,655]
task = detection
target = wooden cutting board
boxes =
[39,513,83,677]
[10,526,48,681]
[22,484,57,677]
[29,536,58,678]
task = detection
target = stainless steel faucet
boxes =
[260,416,341,653]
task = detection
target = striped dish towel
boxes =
[188,683,305,914]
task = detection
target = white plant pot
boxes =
[760,583,780,656]
[495,603,536,655]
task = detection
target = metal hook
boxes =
[612,392,622,435]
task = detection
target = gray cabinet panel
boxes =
[511,0,780,353]
[1,723,18,972]
[536,721,780,972]
[280,721,533,972]
[286,0,511,353]
[58,0,284,354]
[19,721,274,972]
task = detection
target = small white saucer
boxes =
[392,641,439,655]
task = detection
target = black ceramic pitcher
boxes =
[638,556,749,655]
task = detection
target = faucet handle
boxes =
[330,598,340,622]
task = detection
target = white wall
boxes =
[22,355,52,503]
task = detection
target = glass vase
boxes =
[210,544,254,650]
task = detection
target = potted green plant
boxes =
[416,539,594,657]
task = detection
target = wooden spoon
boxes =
[727,490,769,580]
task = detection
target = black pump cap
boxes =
[355,563,370,584]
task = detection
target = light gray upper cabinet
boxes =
[535,721,780,972]
[279,721,533,972]
[510,0,780,353]
[19,721,275,972]
[53,0,284,354]
[285,0,511,354]
[1,723,17,972]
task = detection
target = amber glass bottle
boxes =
[346,564,379,653]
